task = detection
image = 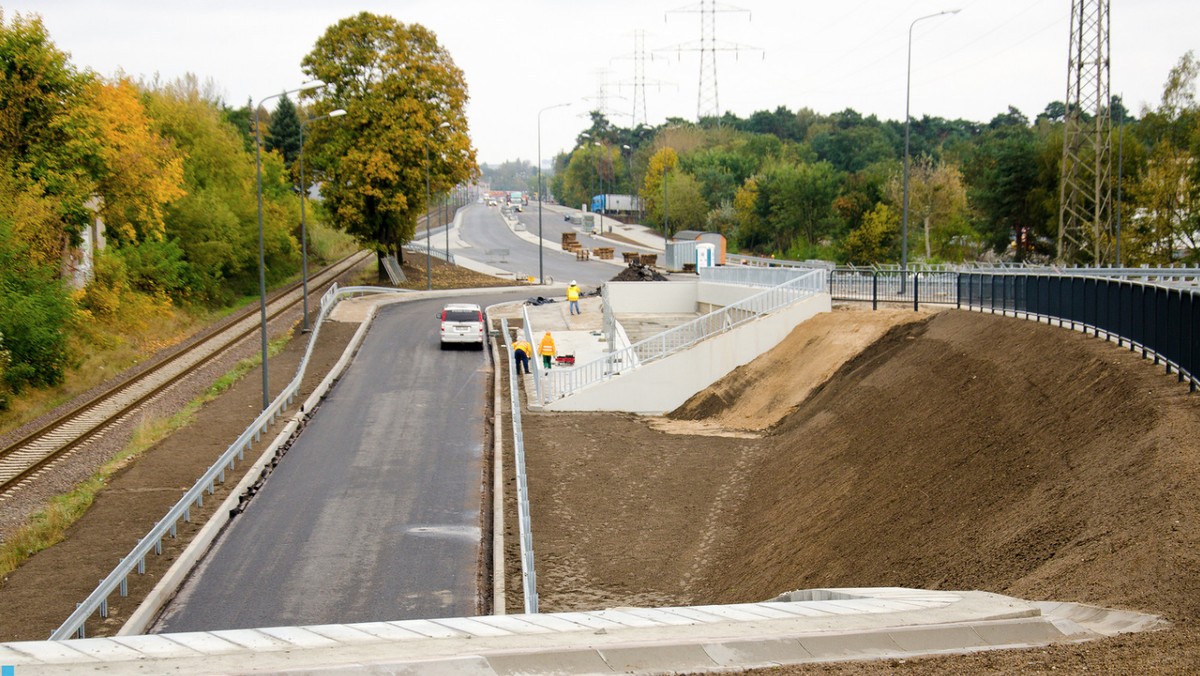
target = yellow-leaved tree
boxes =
[302,12,478,279]
[92,78,186,244]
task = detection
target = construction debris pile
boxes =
[610,261,667,282]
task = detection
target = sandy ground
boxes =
[3,281,1199,673]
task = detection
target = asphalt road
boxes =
[457,203,647,288]
[153,292,524,632]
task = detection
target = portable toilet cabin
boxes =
[696,243,717,268]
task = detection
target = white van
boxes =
[438,303,485,349]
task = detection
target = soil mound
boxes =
[668,306,937,431]
[693,310,1200,626]
[522,307,1200,669]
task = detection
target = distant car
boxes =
[438,303,485,349]
[487,199,498,207]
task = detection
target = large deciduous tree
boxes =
[301,12,477,278]
[1130,51,1200,264]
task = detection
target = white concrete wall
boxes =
[546,293,832,414]
[607,281,698,314]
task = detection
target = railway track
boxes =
[0,250,372,499]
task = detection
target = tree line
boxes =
[0,11,475,408]
[551,53,1199,268]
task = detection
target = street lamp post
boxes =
[621,144,635,221]
[537,102,570,285]
[254,80,324,410]
[902,9,959,291]
[425,121,451,290]
[297,108,346,333]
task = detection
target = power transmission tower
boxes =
[583,69,627,123]
[612,30,672,128]
[661,0,761,122]
[1058,0,1113,264]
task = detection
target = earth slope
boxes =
[519,308,1200,671]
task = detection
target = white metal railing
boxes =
[52,283,403,640]
[700,265,815,288]
[500,319,538,613]
[542,269,827,404]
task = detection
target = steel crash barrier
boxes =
[957,273,1199,392]
[51,284,403,640]
[499,319,539,614]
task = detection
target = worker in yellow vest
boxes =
[512,338,532,374]
[538,331,557,369]
[567,280,582,315]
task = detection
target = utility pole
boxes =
[1058,0,1113,265]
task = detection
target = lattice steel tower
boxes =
[1057,0,1113,264]
[664,0,757,122]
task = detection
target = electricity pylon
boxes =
[1057,0,1113,264]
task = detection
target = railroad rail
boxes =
[0,251,371,498]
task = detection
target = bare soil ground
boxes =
[510,307,1200,673]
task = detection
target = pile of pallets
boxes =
[594,247,614,260]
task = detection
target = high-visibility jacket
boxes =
[539,333,556,356]
[567,285,580,302]
[513,340,532,358]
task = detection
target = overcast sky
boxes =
[11,0,1197,166]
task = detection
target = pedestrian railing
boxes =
[52,283,404,640]
[542,269,827,404]
[500,319,539,614]
[958,272,1198,392]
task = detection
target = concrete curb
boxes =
[118,307,379,636]
[488,331,506,616]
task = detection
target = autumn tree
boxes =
[886,157,971,261]
[144,77,299,302]
[301,12,477,278]
[92,78,186,245]
[844,202,899,264]
[640,146,679,227]
[0,10,99,265]
[662,173,708,235]
[1129,51,1200,263]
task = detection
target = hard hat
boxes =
[570,280,576,285]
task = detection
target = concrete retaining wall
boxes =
[547,293,831,414]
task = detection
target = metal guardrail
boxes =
[958,273,1199,392]
[521,305,544,406]
[500,319,539,614]
[542,269,827,404]
[829,270,959,308]
[403,242,456,266]
[52,283,403,640]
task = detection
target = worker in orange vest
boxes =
[538,331,557,369]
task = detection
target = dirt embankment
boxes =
[521,307,1200,671]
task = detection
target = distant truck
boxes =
[590,194,642,215]
[508,191,525,212]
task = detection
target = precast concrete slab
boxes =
[0,588,1163,674]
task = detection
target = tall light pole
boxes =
[297,108,346,333]
[902,9,959,289]
[425,121,451,290]
[254,80,324,410]
[537,102,570,285]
